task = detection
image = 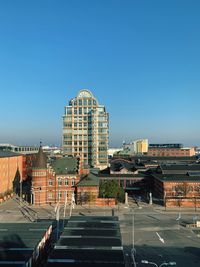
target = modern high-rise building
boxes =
[62,89,109,169]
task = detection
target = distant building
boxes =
[62,89,109,169]
[0,143,39,154]
[122,139,148,155]
[149,143,183,149]
[108,148,123,158]
[134,139,148,154]
[147,146,195,157]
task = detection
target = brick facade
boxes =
[0,153,35,196]
[154,177,200,208]
[147,147,195,157]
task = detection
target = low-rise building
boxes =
[153,173,200,208]
[31,146,80,205]
[147,146,195,157]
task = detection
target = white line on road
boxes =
[156,232,165,243]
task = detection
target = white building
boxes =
[62,89,109,169]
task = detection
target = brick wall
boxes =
[0,155,23,194]
[147,147,195,157]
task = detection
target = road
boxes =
[119,199,200,267]
[1,198,200,267]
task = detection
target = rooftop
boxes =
[51,157,78,174]
[159,164,200,171]
[0,151,22,158]
[153,173,200,182]
[33,145,47,169]
[76,173,99,187]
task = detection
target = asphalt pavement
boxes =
[1,198,200,267]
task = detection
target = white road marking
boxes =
[156,232,165,243]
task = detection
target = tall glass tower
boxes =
[62,89,109,169]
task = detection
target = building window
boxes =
[72,179,76,186]
[48,192,52,199]
[58,190,62,199]
[64,191,68,200]
[79,108,82,114]
[67,108,72,114]
[48,179,53,186]
[65,179,68,186]
[58,178,62,186]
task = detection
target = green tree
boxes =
[99,180,125,203]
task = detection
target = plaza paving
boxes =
[1,198,200,267]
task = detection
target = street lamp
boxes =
[131,208,137,267]
[141,260,176,267]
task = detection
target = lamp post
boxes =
[131,208,137,267]
[63,190,68,229]
[141,260,176,267]
[38,187,41,206]
[20,179,23,205]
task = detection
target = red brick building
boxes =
[31,146,80,205]
[153,173,200,208]
[0,151,36,197]
[147,147,195,157]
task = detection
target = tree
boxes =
[175,182,193,208]
[193,185,200,211]
[99,180,125,203]
[175,182,192,197]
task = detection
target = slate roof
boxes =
[153,173,200,182]
[33,146,47,169]
[76,173,99,187]
[110,159,136,172]
[51,157,78,174]
[99,173,147,179]
[131,156,198,161]
[0,151,21,158]
[159,164,200,171]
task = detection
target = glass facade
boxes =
[62,89,109,168]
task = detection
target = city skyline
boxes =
[1,1,200,147]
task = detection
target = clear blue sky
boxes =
[0,0,200,147]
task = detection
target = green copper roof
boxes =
[76,173,99,187]
[51,157,78,174]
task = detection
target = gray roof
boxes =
[51,157,78,174]
[33,146,47,169]
[153,173,200,182]
[99,173,147,179]
[159,164,200,171]
[0,151,21,158]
